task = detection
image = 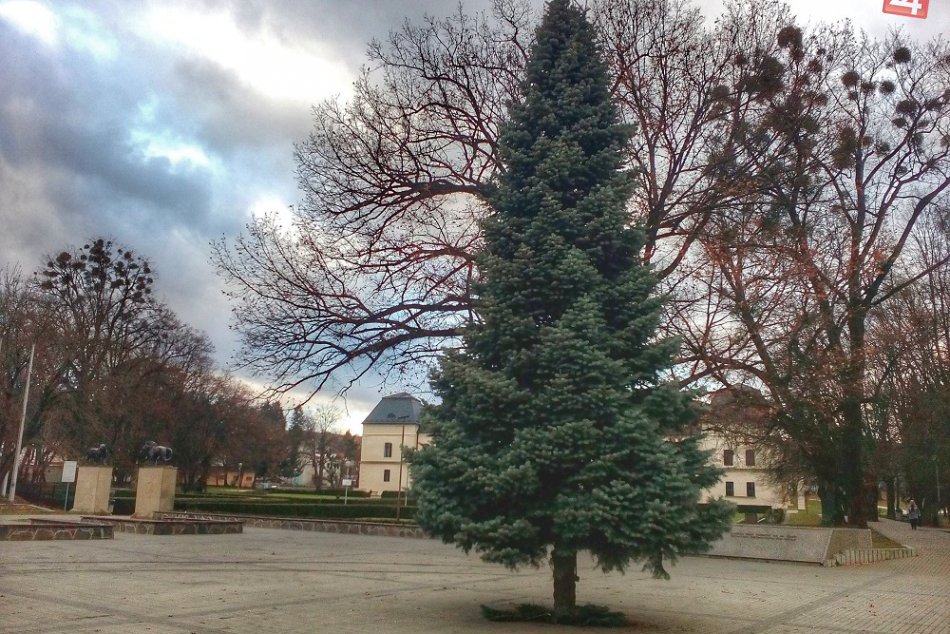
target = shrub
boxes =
[112,497,135,515]
[482,604,628,626]
[380,490,415,500]
[177,494,396,506]
[303,487,371,498]
[173,499,416,521]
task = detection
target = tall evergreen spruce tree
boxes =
[409,0,731,619]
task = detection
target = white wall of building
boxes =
[359,423,431,495]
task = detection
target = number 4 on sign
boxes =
[883,0,929,19]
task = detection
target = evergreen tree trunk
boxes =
[551,546,577,619]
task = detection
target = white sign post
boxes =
[62,460,78,511]
[342,478,353,504]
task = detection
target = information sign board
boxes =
[62,460,78,483]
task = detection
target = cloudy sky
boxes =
[1,0,946,432]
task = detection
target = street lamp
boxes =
[7,344,34,503]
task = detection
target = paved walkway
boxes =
[0,516,946,633]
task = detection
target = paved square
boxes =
[0,518,946,633]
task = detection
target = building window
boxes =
[383,469,391,482]
[745,449,756,467]
[384,442,393,458]
[746,482,756,497]
[723,449,734,466]
[725,481,735,497]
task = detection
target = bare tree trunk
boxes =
[844,310,870,528]
[818,481,845,526]
[886,478,897,520]
[551,546,577,619]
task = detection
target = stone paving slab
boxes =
[0,516,946,633]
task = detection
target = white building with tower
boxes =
[358,393,430,495]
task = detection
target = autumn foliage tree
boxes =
[0,269,59,489]
[869,219,950,524]
[1,240,288,491]
[685,28,950,525]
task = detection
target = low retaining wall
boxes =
[158,513,916,566]
[0,519,114,541]
[707,525,876,564]
[708,525,834,564]
[831,547,917,566]
[84,516,243,535]
[159,511,428,539]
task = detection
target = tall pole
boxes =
[0,338,4,497]
[395,424,406,520]
[8,344,35,503]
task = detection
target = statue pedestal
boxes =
[134,466,177,518]
[73,466,113,514]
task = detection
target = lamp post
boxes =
[393,414,410,520]
[7,344,34,503]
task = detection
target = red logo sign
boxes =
[882,0,929,19]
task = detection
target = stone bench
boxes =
[0,518,114,541]
[83,515,243,535]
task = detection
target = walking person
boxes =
[907,499,920,530]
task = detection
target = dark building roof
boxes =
[709,385,765,406]
[362,393,423,425]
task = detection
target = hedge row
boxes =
[380,490,415,500]
[173,499,416,520]
[270,487,371,498]
[171,495,399,506]
[112,498,135,515]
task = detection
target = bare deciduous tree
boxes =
[294,403,343,490]
[685,27,950,525]
[214,0,794,398]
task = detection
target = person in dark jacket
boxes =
[907,499,920,530]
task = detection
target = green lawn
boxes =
[785,499,822,526]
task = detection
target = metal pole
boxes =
[395,424,406,520]
[0,338,4,498]
[8,344,35,503]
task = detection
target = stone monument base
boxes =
[708,525,872,564]
[134,466,177,518]
[73,466,113,514]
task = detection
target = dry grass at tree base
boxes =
[482,603,629,626]
[0,499,55,515]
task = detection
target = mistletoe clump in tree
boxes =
[409,0,732,622]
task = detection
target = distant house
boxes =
[358,388,801,510]
[204,467,255,489]
[358,393,430,495]
[698,387,801,511]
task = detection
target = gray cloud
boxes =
[2,0,946,431]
